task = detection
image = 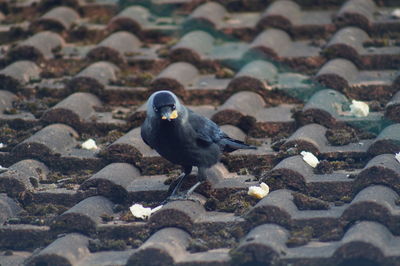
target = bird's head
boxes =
[147,90,182,122]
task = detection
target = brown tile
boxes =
[170,30,214,65]
[0,224,50,250]
[257,0,336,38]
[149,200,205,231]
[246,28,325,71]
[1,0,400,263]
[127,173,169,202]
[227,60,277,93]
[103,127,175,175]
[368,123,400,156]
[334,0,400,36]
[8,31,65,62]
[87,31,142,65]
[0,90,17,111]
[341,185,400,235]
[250,104,297,138]
[12,124,79,161]
[38,0,82,12]
[0,159,48,197]
[355,154,400,194]
[324,26,400,69]
[67,61,120,95]
[76,250,132,266]
[151,61,199,97]
[0,61,41,94]
[25,233,90,266]
[41,92,102,130]
[246,189,297,228]
[212,91,265,126]
[177,248,231,266]
[301,88,383,132]
[80,162,141,203]
[183,2,227,33]
[315,58,359,93]
[385,91,400,123]
[232,223,289,265]
[51,196,114,234]
[264,155,314,191]
[30,6,80,33]
[107,6,151,34]
[0,193,22,224]
[332,221,395,265]
[324,26,370,66]
[282,124,327,155]
[127,228,190,266]
[0,251,32,266]
[262,155,356,201]
[334,0,376,32]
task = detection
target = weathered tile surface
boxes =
[1,0,400,265]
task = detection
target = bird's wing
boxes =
[140,119,154,149]
[188,109,257,151]
[188,109,226,146]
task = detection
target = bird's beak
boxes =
[160,107,178,121]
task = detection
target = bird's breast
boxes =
[153,122,219,167]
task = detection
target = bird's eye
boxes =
[153,106,158,112]
[172,104,176,110]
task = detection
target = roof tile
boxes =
[324,26,400,69]
[170,30,214,64]
[356,154,400,194]
[25,233,90,266]
[127,228,190,266]
[103,127,175,174]
[41,92,102,130]
[12,123,78,161]
[51,196,114,234]
[0,159,48,197]
[385,91,400,123]
[246,28,324,70]
[30,6,80,33]
[183,2,227,32]
[0,61,41,93]
[232,223,289,265]
[212,91,265,126]
[149,200,205,231]
[80,162,141,203]
[368,123,400,155]
[151,61,199,96]
[0,90,17,111]
[67,61,120,95]
[8,31,65,61]
[1,0,400,263]
[0,193,22,224]
[87,31,142,64]
[341,185,400,234]
[107,5,151,34]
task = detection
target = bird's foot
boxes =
[162,192,200,204]
[162,181,203,204]
[0,167,8,174]
[164,192,188,202]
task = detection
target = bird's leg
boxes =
[167,166,192,200]
[170,172,186,197]
[164,166,206,202]
[184,166,207,197]
[186,181,202,196]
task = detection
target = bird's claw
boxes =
[162,192,200,204]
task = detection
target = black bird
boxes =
[141,90,256,199]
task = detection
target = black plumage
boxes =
[141,90,256,198]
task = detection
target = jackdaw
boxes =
[141,90,256,199]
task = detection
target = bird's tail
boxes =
[221,137,257,152]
